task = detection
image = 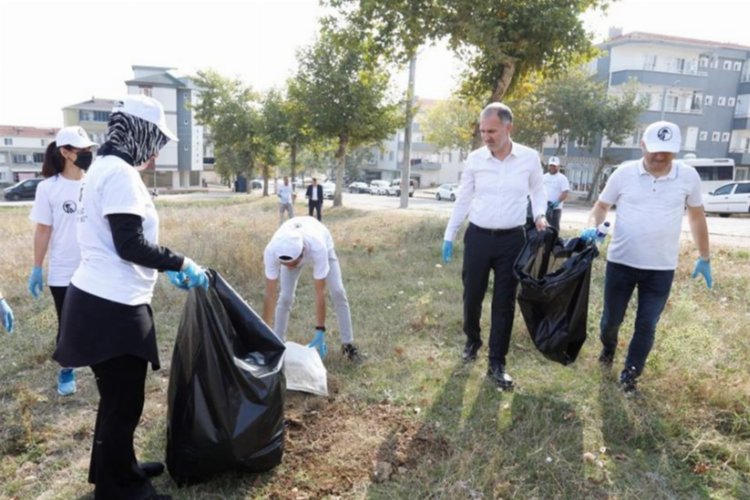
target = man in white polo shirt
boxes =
[262,216,360,361]
[584,120,712,392]
[543,156,570,232]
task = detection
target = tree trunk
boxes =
[586,140,613,202]
[333,135,348,207]
[401,54,417,209]
[290,143,298,185]
[262,163,269,197]
[472,61,517,149]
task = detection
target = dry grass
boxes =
[1,195,749,499]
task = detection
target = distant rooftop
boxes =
[64,98,117,111]
[0,125,59,138]
[602,31,750,52]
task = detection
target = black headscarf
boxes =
[97,112,169,166]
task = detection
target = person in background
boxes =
[442,102,547,390]
[0,291,13,334]
[584,120,712,393]
[54,95,208,500]
[28,126,97,396]
[262,216,360,362]
[277,176,295,223]
[542,156,570,232]
[306,177,323,221]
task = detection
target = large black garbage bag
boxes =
[513,228,599,366]
[166,270,286,485]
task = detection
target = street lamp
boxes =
[660,79,681,120]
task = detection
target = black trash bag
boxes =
[166,270,286,486]
[513,227,599,366]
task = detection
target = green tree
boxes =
[503,73,555,152]
[420,98,481,161]
[290,24,400,207]
[262,83,311,184]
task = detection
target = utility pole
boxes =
[400,55,416,209]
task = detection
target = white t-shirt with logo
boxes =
[599,159,703,270]
[264,216,335,280]
[29,175,83,286]
[543,172,570,207]
[72,155,160,305]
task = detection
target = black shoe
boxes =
[140,462,165,478]
[487,365,514,390]
[461,339,482,362]
[342,344,362,362]
[619,366,638,393]
[598,348,615,367]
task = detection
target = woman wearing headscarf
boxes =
[28,126,97,396]
[54,95,207,500]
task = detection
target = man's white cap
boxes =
[642,121,681,153]
[55,126,98,149]
[112,94,178,141]
[271,231,304,262]
[548,156,560,166]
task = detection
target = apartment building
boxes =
[549,31,750,190]
[0,125,59,185]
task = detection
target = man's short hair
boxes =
[480,102,513,124]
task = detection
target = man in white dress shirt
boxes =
[442,102,547,389]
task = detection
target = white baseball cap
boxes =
[271,231,304,262]
[55,126,98,149]
[548,156,560,166]
[112,94,178,141]
[642,121,681,153]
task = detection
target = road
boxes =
[4,189,749,247]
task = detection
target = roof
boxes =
[125,72,187,88]
[601,31,750,53]
[0,125,59,138]
[64,98,117,111]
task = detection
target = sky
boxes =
[2,0,750,128]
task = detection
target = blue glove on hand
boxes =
[166,257,209,290]
[28,266,43,298]
[580,227,597,243]
[442,240,453,263]
[0,298,13,334]
[308,329,328,359]
[691,257,713,288]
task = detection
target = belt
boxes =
[469,223,523,236]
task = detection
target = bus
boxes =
[681,157,736,194]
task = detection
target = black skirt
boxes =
[54,284,160,370]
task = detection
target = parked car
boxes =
[435,183,458,201]
[322,181,336,200]
[369,179,390,195]
[348,181,369,193]
[703,181,750,217]
[3,178,42,201]
[386,179,415,197]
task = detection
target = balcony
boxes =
[610,70,707,89]
[410,159,441,171]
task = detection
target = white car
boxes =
[369,180,390,195]
[703,181,750,217]
[386,180,415,197]
[348,181,369,193]
[322,182,336,200]
[435,183,458,201]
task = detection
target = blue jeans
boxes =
[600,261,674,375]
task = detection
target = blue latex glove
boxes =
[0,298,13,334]
[308,329,328,359]
[28,266,43,299]
[691,257,713,289]
[166,258,209,290]
[442,240,453,263]
[580,227,597,243]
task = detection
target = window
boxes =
[79,110,94,121]
[12,154,28,163]
[704,95,713,106]
[94,111,110,122]
[711,132,720,142]
[718,96,726,106]
[734,61,742,71]
[33,153,45,163]
[710,58,719,69]
[140,87,153,97]
[3,138,12,145]
[644,54,657,71]
[0,153,7,163]
[721,132,730,142]
[699,56,709,68]
[736,183,750,194]
[713,184,734,195]
[685,127,699,150]
[723,60,732,70]
[728,97,736,107]
[699,131,708,141]
[691,91,703,110]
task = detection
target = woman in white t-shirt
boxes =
[54,95,207,500]
[28,126,97,396]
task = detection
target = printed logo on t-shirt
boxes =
[63,200,77,214]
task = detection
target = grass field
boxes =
[1,196,748,499]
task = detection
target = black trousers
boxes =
[49,285,68,344]
[89,355,155,500]
[308,199,322,220]
[462,223,525,367]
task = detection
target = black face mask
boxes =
[74,151,93,171]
